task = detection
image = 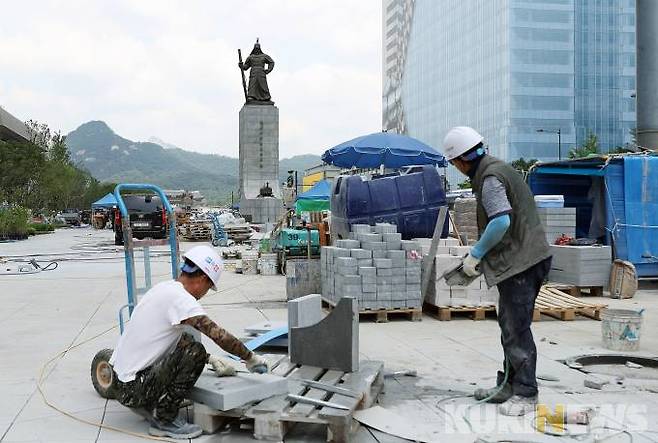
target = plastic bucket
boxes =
[601,309,643,351]
[259,253,278,276]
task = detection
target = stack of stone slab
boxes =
[423,239,499,307]
[321,223,422,310]
[548,245,612,287]
[454,197,479,244]
[537,207,576,244]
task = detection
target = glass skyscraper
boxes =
[383,0,636,187]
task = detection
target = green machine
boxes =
[272,226,321,273]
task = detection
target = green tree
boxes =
[458,178,472,189]
[568,132,599,159]
[510,158,538,173]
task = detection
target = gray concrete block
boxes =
[357,233,382,243]
[342,275,362,285]
[335,257,357,267]
[374,223,397,234]
[406,299,421,308]
[286,259,321,301]
[373,258,393,268]
[386,240,402,250]
[289,297,359,372]
[362,283,377,293]
[376,268,393,276]
[336,265,358,276]
[400,240,421,251]
[377,275,393,284]
[391,267,406,277]
[362,276,377,284]
[350,248,372,259]
[337,239,360,249]
[362,241,387,251]
[372,250,388,258]
[288,294,322,336]
[358,266,377,276]
[357,258,373,267]
[382,232,402,242]
[387,250,406,261]
[351,224,372,234]
[190,372,288,411]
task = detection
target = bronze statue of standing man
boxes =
[238,39,274,105]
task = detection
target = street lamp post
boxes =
[537,128,562,161]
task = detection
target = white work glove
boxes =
[462,253,482,277]
[208,355,237,377]
[245,354,269,374]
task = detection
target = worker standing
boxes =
[109,245,268,439]
[443,126,552,416]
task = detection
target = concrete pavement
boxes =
[1,228,657,442]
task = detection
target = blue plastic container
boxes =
[330,165,448,240]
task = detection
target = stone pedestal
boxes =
[238,104,283,223]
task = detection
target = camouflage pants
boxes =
[115,333,207,422]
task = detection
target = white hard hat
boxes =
[443,126,484,161]
[182,245,223,290]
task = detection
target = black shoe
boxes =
[149,416,203,439]
[473,383,513,403]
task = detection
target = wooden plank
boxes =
[247,365,324,414]
[286,370,344,418]
[318,362,384,443]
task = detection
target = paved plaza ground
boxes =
[1,228,657,442]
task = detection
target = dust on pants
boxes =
[495,257,551,397]
[114,333,206,422]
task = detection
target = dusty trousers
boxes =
[495,257,551,397]
[114,333,206,422]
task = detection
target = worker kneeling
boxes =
[443,127,552,416]
[109,245,268,439]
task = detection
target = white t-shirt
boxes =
[109,280,206,382]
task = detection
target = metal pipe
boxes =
[636,0,658,150]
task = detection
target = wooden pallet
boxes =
[533,286,607,321]
[322,298,422,322]
[196,356,384,443]
[423,302,496,321]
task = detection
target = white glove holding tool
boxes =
[461,253,482,277]
[245,354,269,374]
[208,355,237,377]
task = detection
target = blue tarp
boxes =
[623,157,658,265]
[92,193,117,208]
[297,179,331,201]
[322,132,447,168]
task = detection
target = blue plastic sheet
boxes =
[623,157,658,263]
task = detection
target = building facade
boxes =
[383,0,636,187]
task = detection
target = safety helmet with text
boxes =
[443,126,484,161]
[182,245,223,290]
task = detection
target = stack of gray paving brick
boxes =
[320,223,423,310]
[537,207,576,244]
[454,197,479,244]
[548,245,612,287]
[423,239,499,307]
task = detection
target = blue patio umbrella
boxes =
[321,132,447,169]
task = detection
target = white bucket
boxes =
[601,309,643,351]
[259,253,278,276]
[242,258,259,275]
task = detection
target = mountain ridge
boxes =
[65,121,322,203]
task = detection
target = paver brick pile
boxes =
[321,223,422,309]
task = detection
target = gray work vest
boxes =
[472,155,551,287]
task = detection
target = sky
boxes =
[0,1,382,158]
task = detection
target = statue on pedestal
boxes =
[238,39,274,105]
